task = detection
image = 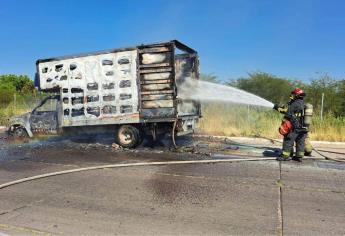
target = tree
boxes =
[305,74,344,116]
[227,71,345,116]
[0,74,35,106]
[0,74,35,94]
[0,82,16,106]
[227,72,296,104]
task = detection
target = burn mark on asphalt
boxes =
[146,176,215,207]
[145,164,220,207]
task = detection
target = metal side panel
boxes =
[38,50,141,127]
[140,108,175,119]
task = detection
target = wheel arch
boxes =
[9,122,33,137]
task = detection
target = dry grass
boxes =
[0,100,36,126]
[1,100,344,142]
[198,103,345,142]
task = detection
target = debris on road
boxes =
[111,143,122,150]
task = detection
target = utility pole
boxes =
[13,93,16,114]
[320,93,324,121]
[247,104,250,122]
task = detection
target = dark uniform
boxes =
[274,89,308,161]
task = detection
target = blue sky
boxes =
[0,0,344,82]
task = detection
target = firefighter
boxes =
[273,88,308,162]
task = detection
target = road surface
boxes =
[0,133,344,235]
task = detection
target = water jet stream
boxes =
[179,80,274,108]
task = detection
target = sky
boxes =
[0,0,344,82]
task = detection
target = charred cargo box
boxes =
[9,40,201,147]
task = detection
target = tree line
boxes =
[201,72,345,117]
[0,74,36,107]
[1,73,344,116]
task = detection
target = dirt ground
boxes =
[0,132,344,235]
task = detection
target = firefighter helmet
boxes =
[291,88,306,98]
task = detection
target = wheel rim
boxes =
[14,128,25,137]
[119,130,133,145]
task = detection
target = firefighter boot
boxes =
[277,150,291,161]
[292,151,304,162]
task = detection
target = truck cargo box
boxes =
[35,40,201,128]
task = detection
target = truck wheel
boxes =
[116,125,140,148]
[127,125,144,146]
[11,126,28,139]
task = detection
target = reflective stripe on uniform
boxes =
[282,150,291,158]
[305,139,312,152]
[278,107,288,113]
[296,151,304,158]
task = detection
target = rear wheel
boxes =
[115,125,141,148]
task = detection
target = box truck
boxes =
[8,40,201,147]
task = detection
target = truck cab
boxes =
[8,95,61,138]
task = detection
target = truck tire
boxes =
[128,125,144,146]
[10,126,28,139]
[116,125,140,148]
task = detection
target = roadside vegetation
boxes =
[198,73,345,142]
[198,103,345,142]
[0,73,344,141]
[0,75,41,126]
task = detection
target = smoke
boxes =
[178,80,274,108]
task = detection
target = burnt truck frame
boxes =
[8,40,201,147]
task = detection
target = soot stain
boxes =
[145,165,218,207]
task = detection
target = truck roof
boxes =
[36,40,197,64]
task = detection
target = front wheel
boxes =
[115,125,141,148]
[10,126,28,139]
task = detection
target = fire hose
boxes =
[0,157,276,190]
[1,135,343,191]
[193,134,345,163]
[256,136,345,163]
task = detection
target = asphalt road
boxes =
[0,134,344,235]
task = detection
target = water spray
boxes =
[179,80,274,108]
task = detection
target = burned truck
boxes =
[8,40,201,147]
